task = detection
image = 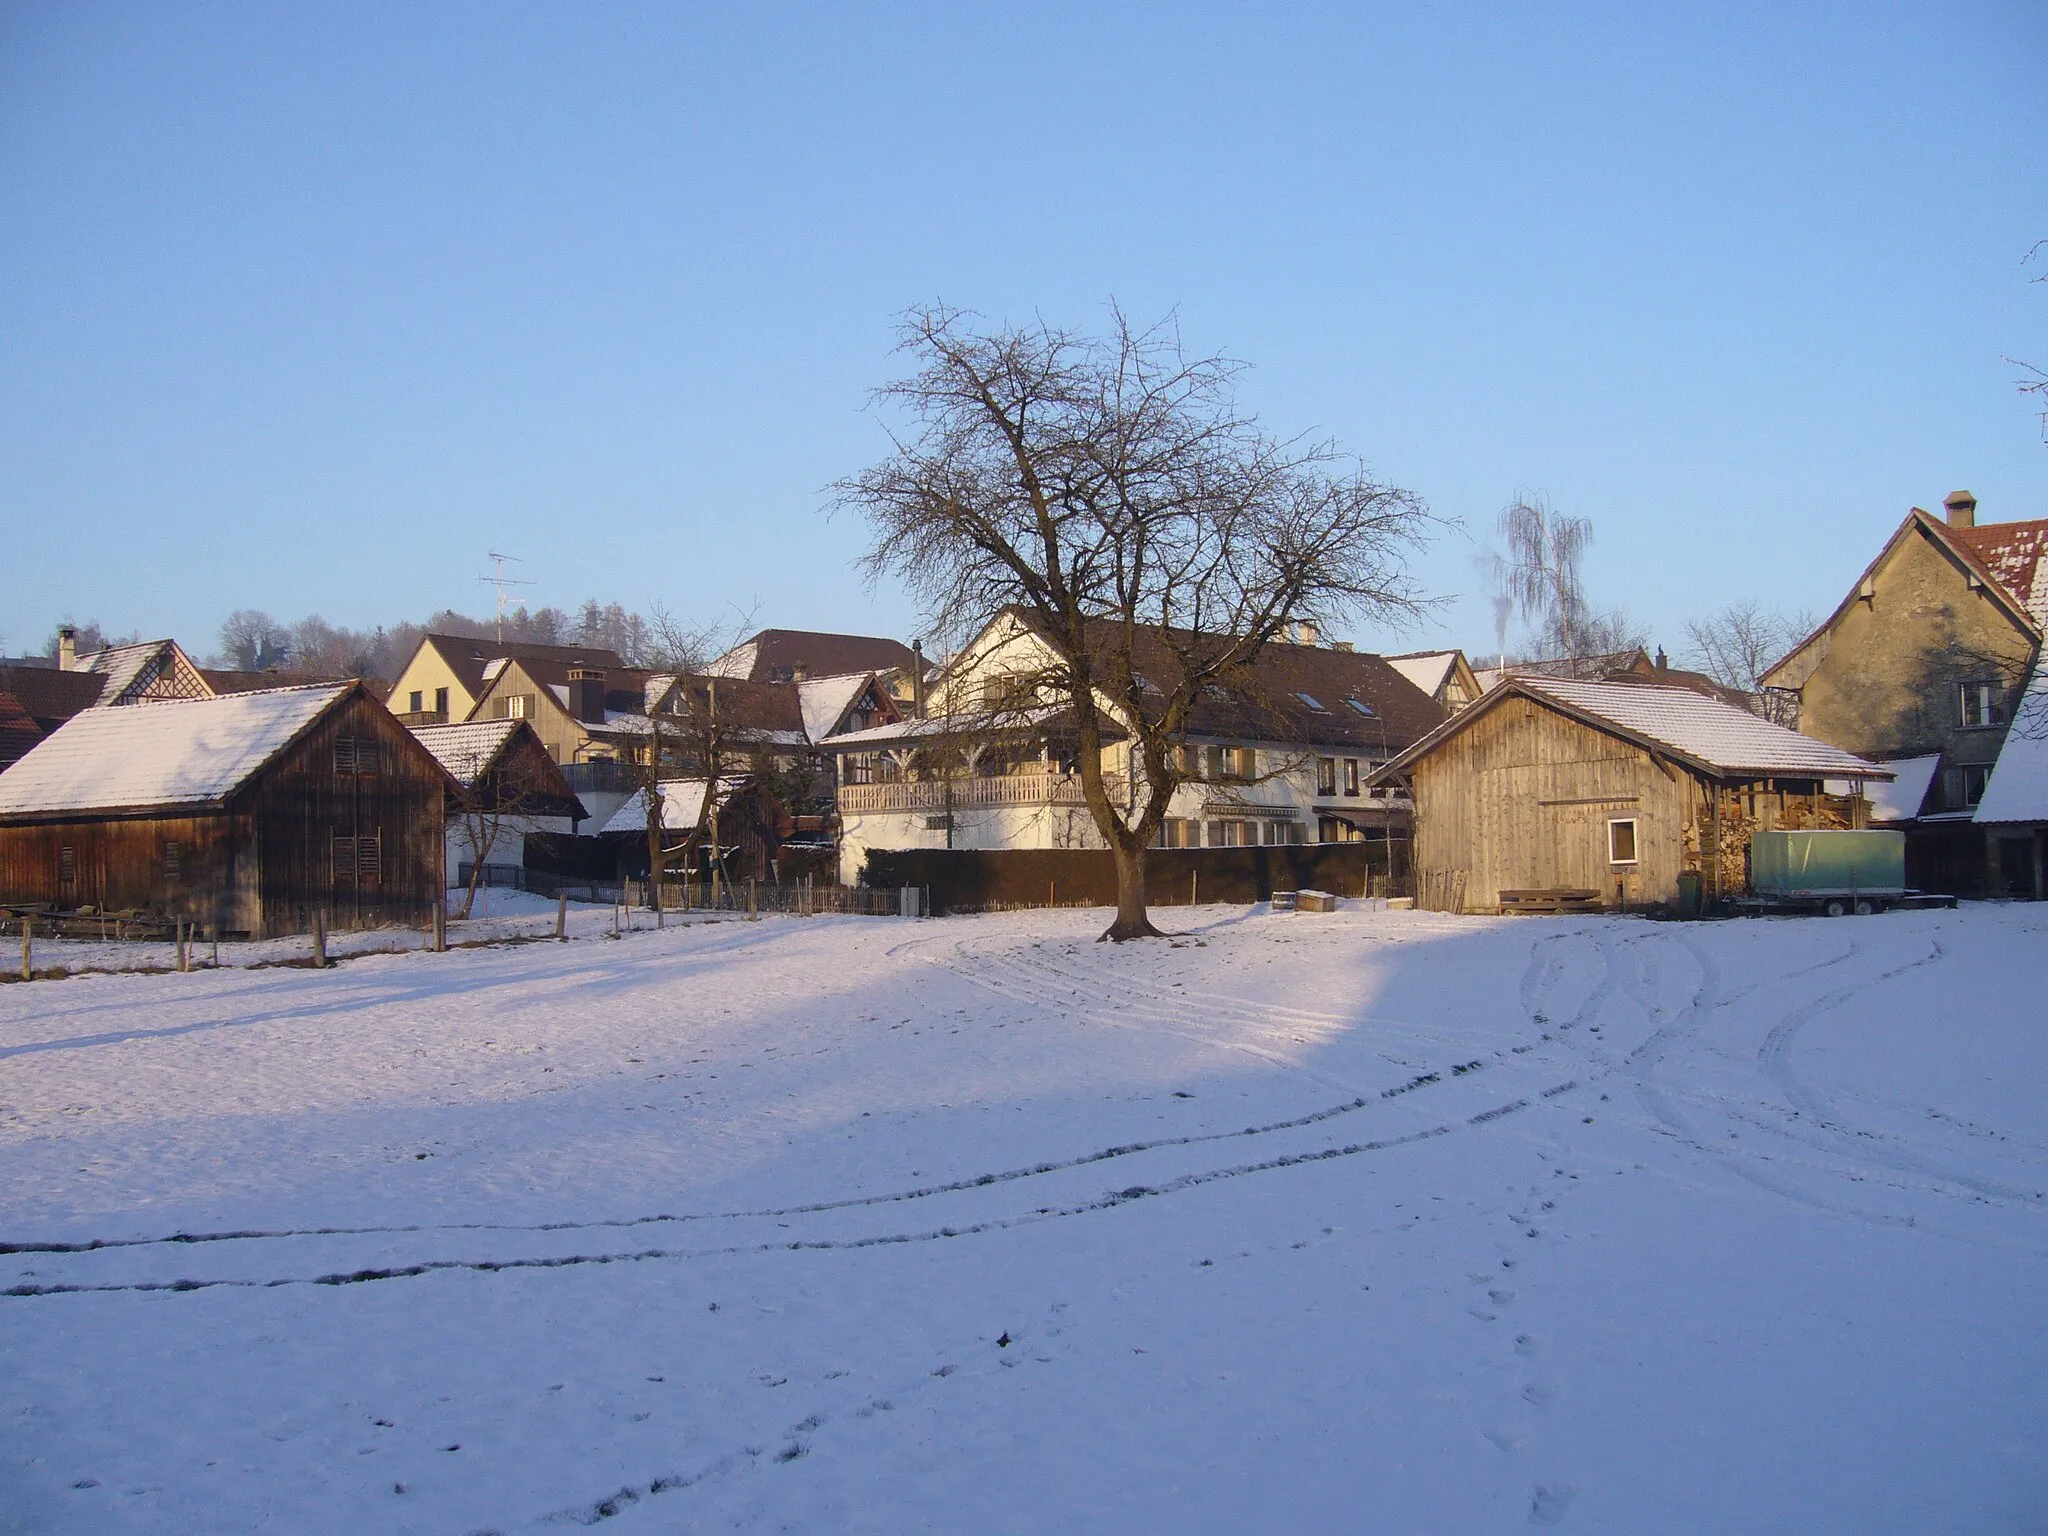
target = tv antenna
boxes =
[478,551,536,642]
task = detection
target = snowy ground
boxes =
[2,901,2044,1533]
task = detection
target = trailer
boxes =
[1733,829,1954,916]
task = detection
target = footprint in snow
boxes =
[1529,1483,1578,1524]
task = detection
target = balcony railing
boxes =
[839,772,1120,815]
[561,759,641,795]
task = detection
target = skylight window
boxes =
[1345,698,1376,717]
[1296,692,1328,712]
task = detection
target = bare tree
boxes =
[2010,240,2048,443]
[834,304,1431,940]
[1683,602,1814,692]
[1496,493,1595,665]
[449,746,565,920]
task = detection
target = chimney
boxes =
[1655,647,1669,672]
[1294,620,1319,647]
[1943,489,1977,530]
[567,667,606,724]
[57,625,76,671]
[792,663,810,683]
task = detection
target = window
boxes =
[1949,764,1990,809]
[1296,691,1328,712]
[333,831,382,885]
[408,690,424,714]
[1344,758,1360,795]
[1262,819,1303,845]
[1345,698,1376,718]
[59,845,76,887]
[164,841,182,880]
[434,687,449,714]
[1316,756,1337,795]
[509,693,531,719]
[335,737,380,776]
[1206,820,1249,847]
[1959,682,2005,729]
[1607,818,1639,865]
[1221,746,1256,779]
[1155,817,1197,849]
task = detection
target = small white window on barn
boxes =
[1607,818,1639,866]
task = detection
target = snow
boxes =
[2,903,2044,1533]
[0,684,347,816]
[409,719,523,787]
[1386,650,1457,697]
[1865,753,1941,821]
[600,777,744,834]
[1976,668,2048,823]
[1509,677,1892,778]
[796,671,874,744]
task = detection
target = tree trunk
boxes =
[1103,838,1164,942]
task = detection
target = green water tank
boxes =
[1748,829,1907,896]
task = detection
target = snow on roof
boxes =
[75,639,211,707]
[0,684,349,818]
[600,777,745,835]
[409,718,522,787]
[1975,671,2048,823]
[796,671,873,743]
[1513,677,1891,777]
[1952,517,2048,629]
[1386,652,1456,697]
[702,642,756,680]
[1863,755,1941,821]
[820,705,1071,748]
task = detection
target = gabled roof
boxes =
[950,609,1443,751]
[1763,509,2044,689]
[0,692,42,770]
[796,671,887,743]
[1951,517,2048,628]
[76,639,213,706]
[601,777,748,835]
[414,633,629,706]
[409,718,527,787]
[1975,668,2048,823]
[0,665,105,730]
[0,683,354,820]
[1386,651,1458,696]
[705,629,918,683]
[1374,677,1892,784]
[476,654,658,720]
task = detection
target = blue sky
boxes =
[3,3,2043,662]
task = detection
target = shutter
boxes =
[359,831,382,885]
[333,834,356,883]
[59,846,77,886]
[165,841,182,879]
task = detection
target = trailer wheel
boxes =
[1823,899,1848,918]
[1854,899,1877,916]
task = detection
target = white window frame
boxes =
[1607,817,1640,866]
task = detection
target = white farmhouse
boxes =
[820,610,1447,885]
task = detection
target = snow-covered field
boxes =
[2,901,2044,1533]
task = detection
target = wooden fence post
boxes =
[556,892,567,941]
[748,878,758,921]
[175,918,187,974]
[311,908,328,968]
[20,914,30,982]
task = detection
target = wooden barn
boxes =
[0,682,452,937]
[410,718,587,886]
[1372,677,1893,912]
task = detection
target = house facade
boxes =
[1374,677,1892,913]
[1761,491,2045,893]
[410,719,586,887]
[0,683,451,936]
[386,634,631,728]
[821,611,1444,886]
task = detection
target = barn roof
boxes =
[409,718,526,787]
[0,664,107,729]
[1375,677,1893,783]
[0,692,42,770]
[0,683,351,820]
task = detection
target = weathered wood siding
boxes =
[0,812,253,927]
[1409,696,1688,910]
[241,690,445,936]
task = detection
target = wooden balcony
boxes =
[838,772,1120,815]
